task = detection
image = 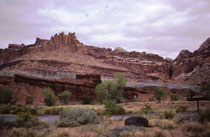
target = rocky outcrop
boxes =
[14,74,101,101]
[125,117,149,127]
[0,32,171,81]
[173,37,210,83]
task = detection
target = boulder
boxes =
[125,116,149,127]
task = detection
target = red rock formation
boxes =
[0,32,171,81]
[172,37,210,83]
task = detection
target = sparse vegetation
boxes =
[57,108,99,127]
[95,73,126,103]
[170,93,179,101]
[160,109,174,119]
[42,88,58,106]
[16,112,39,127]
[149,119,176,129]
[154,88,167,102]
[104,100,125,115]
[176,106,188,113]
[82,96,94,104]
[200,108,210,121]
[181,121,206,136]
[140,103,153,114]
[13,105,37,115]
[44,106,63,115]
[58,90,71,105]
[154,131,166,137]
[0,88,15,104]
[25,94,34,105]
[0,105,11,114]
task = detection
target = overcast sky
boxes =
[0,0,210,59]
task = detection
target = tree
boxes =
[42,88,58,106]
[170,93,179,101]
[26,94,34,105]
[154,88,167,102]
[95,73,126,103]
[0,88,13,104]
[58,90,71,105]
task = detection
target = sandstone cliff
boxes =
[0,32,171,81]
[172,38,210,83]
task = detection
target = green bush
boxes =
[42,88,58,106]
[82,96,94,104]
[25,94,34,105]
[0,105,11,114]
[170,93,179,101]
[0,88,13,104]
[57,108,99,127]
[141,103,153,114]
[104,100,125,115]
[154,88,167,102]
[13,105,37,115]
[176,106,188,113]
[44,107,63,115]
[95,73,126,103]
[16,112,39,127]
[58,90,71,105]
[160,110,174,119]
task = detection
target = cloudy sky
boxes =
[0,0,210,59]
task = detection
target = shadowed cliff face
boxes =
[172,37,210,83]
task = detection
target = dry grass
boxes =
[149,119,176,129]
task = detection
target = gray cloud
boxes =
[0,0,210,59]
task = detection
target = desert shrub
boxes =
[149,119,176,129]
[154,88,167,102]
[104,100,125,115]
[149,97,154,102]
[42,88,58,106]
[13,105,37,115]
[181,121,205,136]
[58,90,71,105]
[57,108,99,127]
[160,110,174,119]
[82,96,94,104]
[0,105,11,114]
[25,94,34,105]
[16,112,39,127]
[141,103,153,114]
[154,131,166,137]
[176,106,188,113]
[95,73,126,103]
[200,108,210,121]
[9,128,37,137]
[44,106,63,115]
[170,93,179,101]
[50,130,69,137]
[0,88,14,104]
[109,126,138,137]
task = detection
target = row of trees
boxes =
[42,88,71,106]
[3,73,207,106]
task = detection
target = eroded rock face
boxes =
[0,32,209,104]
[0,32,171,81]
[172,37,210,83]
